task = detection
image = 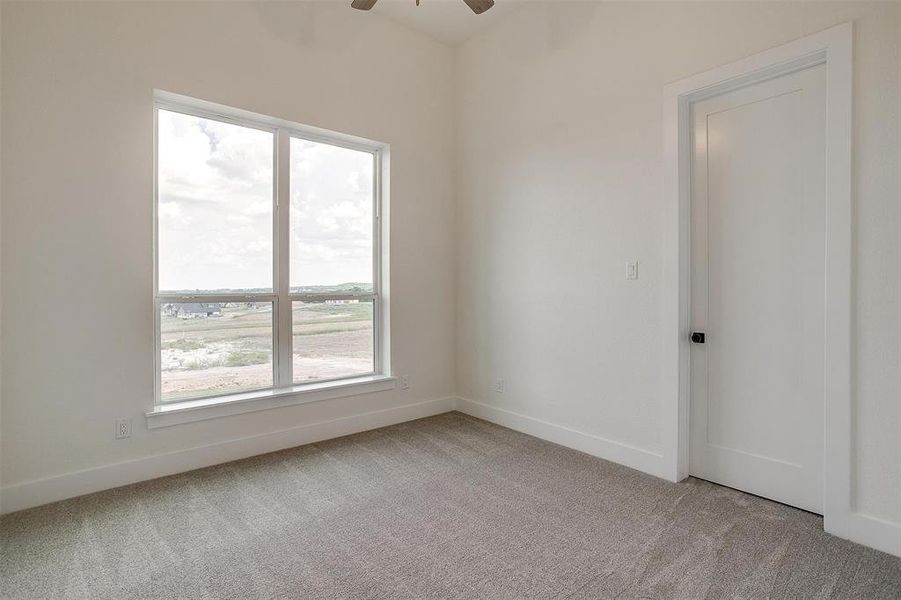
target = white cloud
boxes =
[158,110,273,292]
[157,110,375,293]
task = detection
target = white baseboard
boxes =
[0,396,456,515]
[5,394,897,558]
[455,397,667,480]
[456,397,900,558]
[827,511,901,558]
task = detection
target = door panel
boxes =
[689,64,826,514]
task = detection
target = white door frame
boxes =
[662,23,865,547]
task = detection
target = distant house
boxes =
[324,299,360,305]
[166,303,222,319]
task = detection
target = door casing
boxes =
[662,23,859,547]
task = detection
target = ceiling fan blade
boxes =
[463,0,494,14]
[351,0,378,10]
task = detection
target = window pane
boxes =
[160,302,273,401]
[292,300,374,383]
[158,110,273,294]
[290,138,373,294]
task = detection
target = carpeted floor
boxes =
[1,412,899,599]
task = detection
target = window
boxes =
[155,95,386,406]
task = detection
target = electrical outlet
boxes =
[627,261,639,280]
[400,375,410,390]
[494,378,505,394]
[115,418,131,440]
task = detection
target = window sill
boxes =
[145,375,397,429]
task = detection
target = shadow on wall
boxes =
[251,2,349,51]
[494,2,600,62]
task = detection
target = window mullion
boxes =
[275,130,292,388]
[372,151,383,376]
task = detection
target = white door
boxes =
[689,64,826,514]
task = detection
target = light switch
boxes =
[627,261,639,280]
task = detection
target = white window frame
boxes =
[148,91,392,427]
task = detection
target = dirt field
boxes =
[161,302,373,400]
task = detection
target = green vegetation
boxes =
[293,324,371,337]
[160,304,273,336]
[161,302,373,373]
[161,298,375,399]
[162,338,205,351]
[224,351,270,367]
[290,283,373,295]
[182,351,270,370]
[292,302,373,337]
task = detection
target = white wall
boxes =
[456,1,900,528]
[0,2,456,504]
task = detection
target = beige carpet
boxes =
[1,412,899,599]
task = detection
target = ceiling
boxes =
[372,0,520,46]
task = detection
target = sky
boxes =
[290,137,373,290]
[157,109,373,294]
